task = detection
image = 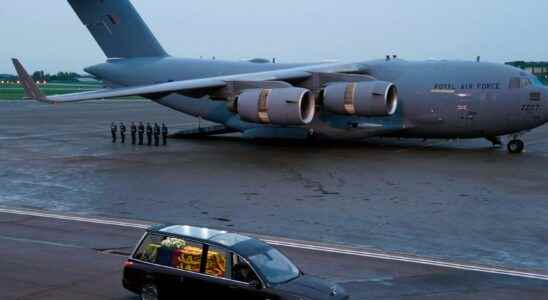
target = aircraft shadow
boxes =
[174,134,509,155]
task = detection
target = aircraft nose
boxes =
[541,86,548,121]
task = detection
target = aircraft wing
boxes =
[11,58,362,104]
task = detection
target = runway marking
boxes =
[262,239,548,282]
[1,207,548,282]
[0,208,150,229]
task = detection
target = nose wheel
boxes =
[507,139,525,154]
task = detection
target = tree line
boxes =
[0,71,93,83]
[31,71,87,83]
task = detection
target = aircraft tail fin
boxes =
[11,59,47,101]
[68,0,168,59]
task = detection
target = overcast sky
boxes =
[1,0,547,73]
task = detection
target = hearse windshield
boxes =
[213,235,301,284]
[248,247,300,284]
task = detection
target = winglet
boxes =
[11,58,47,102]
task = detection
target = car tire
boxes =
[141,283,160,300]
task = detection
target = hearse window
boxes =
[134,234,204,272]
[232,255,260,284]
[134,234,164,263]
[205,246,229,278]
[170,240,204,273]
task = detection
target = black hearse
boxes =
[123,224,349,300]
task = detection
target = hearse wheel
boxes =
[141,284,160,300]
[507,139,525,154]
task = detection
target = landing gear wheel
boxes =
[507,139,525,154]
[141,284,159,300]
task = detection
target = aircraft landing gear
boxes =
[507,139,525,154]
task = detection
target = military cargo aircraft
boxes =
[12,0,548,153]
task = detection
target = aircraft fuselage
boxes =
[85,57,548,141]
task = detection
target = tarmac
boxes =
[1,209,548,300]
[1,100,548,299]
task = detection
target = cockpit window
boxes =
[509,77,533,89]
[509,78,521,89]
[531,77,544,86]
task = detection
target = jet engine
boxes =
[237,88,316,125]
[323,81,398,116]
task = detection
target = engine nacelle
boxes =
[323,81,398,116]
[237,88,316,125]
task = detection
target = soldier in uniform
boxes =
[146,122,153,146]
[138,122,145,145]
[161,123,168,146]
[110,122,117,143]
[131,122,137,145]
[120,122,127,144]
[154,123,161,147]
